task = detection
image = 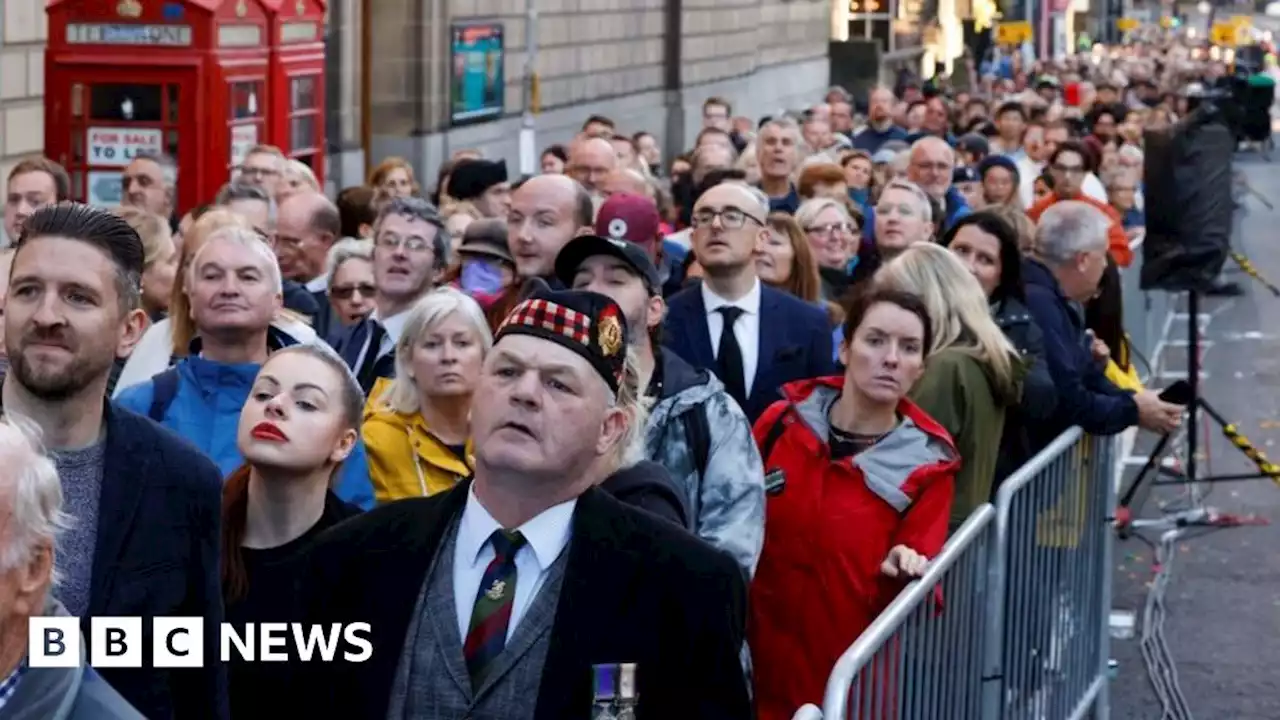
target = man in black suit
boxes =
[664,181,835,422]
[2,204,226,719]
[290,285,750,719]
[332,196,448,393]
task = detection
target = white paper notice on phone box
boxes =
[87,127,163,168]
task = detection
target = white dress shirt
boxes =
[304,274,329,293]
[453,486,576,643]
[701,278,762,398]
[351,307,411,374]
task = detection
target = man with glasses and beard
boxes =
[0,204,226,719]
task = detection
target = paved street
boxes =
[1109,150,1280,719]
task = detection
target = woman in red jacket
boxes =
[749,286,960,720]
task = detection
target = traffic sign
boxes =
[995,21,1033,45]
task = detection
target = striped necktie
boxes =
[463,529,528,686]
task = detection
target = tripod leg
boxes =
[1194,397,1280,481]
[1119,432,1175,513]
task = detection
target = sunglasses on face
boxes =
[330,283,375,300]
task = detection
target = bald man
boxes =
[663,181,835,421]
[601,168,653,200]
[568,136,618,195]
[856,136,969,245]
[276,190,343,335]
[508,174,594,286]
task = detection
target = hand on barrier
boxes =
[1134,390,1184,434]
[881,545,929,579]
[791,703,824,720]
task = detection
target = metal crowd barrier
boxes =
[1121,233,1174,383]
[808,428,1116,720]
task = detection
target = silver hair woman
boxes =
[363,287,493,502]
[874,242,1021,525]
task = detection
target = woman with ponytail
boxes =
[221,343,364,719]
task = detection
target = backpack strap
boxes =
[147,368,181,423]
[680,408,712,529]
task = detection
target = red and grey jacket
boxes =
[748,376,960,720]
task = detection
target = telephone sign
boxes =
[86,127,163,167]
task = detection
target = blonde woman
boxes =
[112,209,317,396]
[874,242,1021,526]
[362,287,492,503]
[111,205,178,320]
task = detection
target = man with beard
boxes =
[555,233,764,579]
[852,87,909,153]
[0,204,226,719]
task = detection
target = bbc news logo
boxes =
[29,618,373,668]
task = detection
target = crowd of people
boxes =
[0,38,1227,720]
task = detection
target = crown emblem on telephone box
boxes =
[117,0,143,18]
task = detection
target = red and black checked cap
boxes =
[495,279,630,393]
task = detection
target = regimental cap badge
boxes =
[116,0,143,18]
[597,306,623,358]
[296,0,306,14]
[236,0,248,17]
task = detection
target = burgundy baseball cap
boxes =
[594,194,661,256]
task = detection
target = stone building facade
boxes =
[0,0,48,186]
[1,0,829,195]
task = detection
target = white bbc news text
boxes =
[28,618,373,668]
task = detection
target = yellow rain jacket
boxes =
[362,377,473,504]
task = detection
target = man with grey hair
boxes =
[0,416,144,718]
[755,118,802,214]
[1023,201,1182,447]
[215,181,321,321]
[122,151,176,228]
[334,196,450,393]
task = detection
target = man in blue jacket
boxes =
[1023,201,1182,448]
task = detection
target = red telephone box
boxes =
[45,0,274,216]
[263,0,327,183]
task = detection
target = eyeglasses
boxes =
[330,283,376,300]
[1052,164,1086,175]
[804,222,856,235]
[237,165,279,178]
[692,207,764,230]
[375,233,434,253]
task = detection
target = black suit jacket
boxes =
[88,404,228,719]
[289,482,750,719]
[663,283,836,422]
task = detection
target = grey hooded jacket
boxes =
[0,599,145,720]
[644,348,765,578]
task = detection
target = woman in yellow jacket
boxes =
[363,287,493,502]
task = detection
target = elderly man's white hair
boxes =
[0,414,72,586]
[1035,201,1112,266]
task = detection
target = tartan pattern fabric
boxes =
[500,299,591,346]
[463,530,528,686]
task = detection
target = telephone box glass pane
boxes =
[168,85,180,124]
[166,130,179,158]
[290,116,315,152]
[290,76,317,110]
[231,82,262,120]
[90,84,163,122]
[71,83,84,118]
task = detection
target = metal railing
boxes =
[809,428,1116,720]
